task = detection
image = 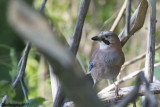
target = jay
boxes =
[89,31,125,96]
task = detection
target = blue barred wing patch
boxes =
[89,61,94,71]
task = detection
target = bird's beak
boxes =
[91,36,100,41]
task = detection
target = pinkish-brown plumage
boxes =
[89,31,125,89]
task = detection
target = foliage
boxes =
[23,97,45,107]
[0,0,160,106]
[24,48,40,98]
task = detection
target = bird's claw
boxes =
[115,86,121,97]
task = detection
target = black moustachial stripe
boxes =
[102,38,110,45]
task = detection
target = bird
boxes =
[88,31,125,96]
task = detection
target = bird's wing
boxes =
[89,61,93,71]
[89,49,99,71]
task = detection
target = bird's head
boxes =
[91,31,120,49]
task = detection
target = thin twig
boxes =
[0,95,7,107]
[0,42,31,105]
[17,55,24,72]
[20,77,28,101]
[70,0,91,56]
[19,42,31,101]
[125,0,131,35]
[110,0,127,32]
[16,53,27,100]
[121,44,160,71]
[117,0,131,82]
[12,42,31,87]
[39,0,47,13]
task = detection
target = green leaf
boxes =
[156,30,160,37]
[24,97,46,107]
[0,80,8,87]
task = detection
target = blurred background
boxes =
[0,0,160,106]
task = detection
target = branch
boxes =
[101,72,158,106]
[115,73,141,107]
[98,82,160,102]
[119,0,148,46]
[52,84,65,107]
[12,42,31,87]
[144,0,156,82]
[7,1,105,107]
[125,0,131,35]
[139,72,158,107]
[143,0,156,106]
[69,0,90,56]
[0,95,7,107]
[39,0,47,13]
[121,43,160,71]
[110,0,127,32]
[20,77,28,101]
[19,42,31,101]
[13,42,31,101]
[49,65,64,107]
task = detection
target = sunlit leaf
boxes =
[23,97,45,107]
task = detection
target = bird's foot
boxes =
[115,86,121,97]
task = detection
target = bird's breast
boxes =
[90,48,123,81]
